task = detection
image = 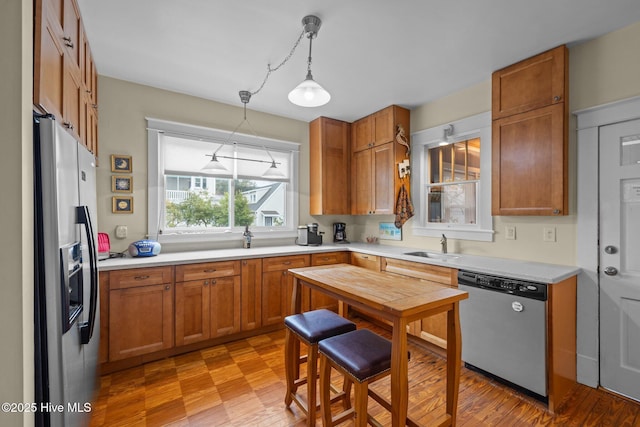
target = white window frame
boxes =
[411,111,494,241]
[146,117,300,244]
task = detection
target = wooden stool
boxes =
[318,329,393,427]
[284,309,356,426]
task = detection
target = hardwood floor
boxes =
[90,318,640,426]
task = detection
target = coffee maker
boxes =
[296,223,323,246]
[333,222,349,243]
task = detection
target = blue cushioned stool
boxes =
[284,309,356,426]
[318,328,393,427]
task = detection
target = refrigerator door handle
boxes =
[77,206,98,345]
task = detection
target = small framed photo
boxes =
[112,196,133,214]
[111,175,133,193]
[111,155,132,173]
[379,222,402,241]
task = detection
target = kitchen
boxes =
[3,1,640,426]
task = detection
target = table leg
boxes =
[390,317,409,427]
[446,303,462,425]
[284,276,303,406]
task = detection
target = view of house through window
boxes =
[147,123,298,239]
[427,138,480,224]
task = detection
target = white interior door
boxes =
[599,118,640,402]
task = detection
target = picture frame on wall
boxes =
[379,222,402,241]
[111,155,132,173]
[112,196,133,214]
[111,176,133,193]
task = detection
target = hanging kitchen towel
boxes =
[394,184,414,228]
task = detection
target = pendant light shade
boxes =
[202,153,229,173]
[288,15,330,108]
[288,71,331,107]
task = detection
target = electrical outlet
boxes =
[115,225,128,239]
[505,226,516,240]
[543,227,556,242]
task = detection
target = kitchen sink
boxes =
[403,251,460,261]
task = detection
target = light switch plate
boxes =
[115,225,128,239]
[543,227,556,242]
[505,226,516,240]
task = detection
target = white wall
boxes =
[0,1,34,426]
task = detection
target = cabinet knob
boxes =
[204,280,209,286]
[165,285,171,290]
[63,122,74,130]
[211,279,217,285]
[553,95,561,102]
[242,261,247,266]
[553,209,561,215]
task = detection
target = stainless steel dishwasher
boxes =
[458,270,548,401]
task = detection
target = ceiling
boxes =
[77,0,640,123]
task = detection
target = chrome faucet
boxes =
[440,234,447,254]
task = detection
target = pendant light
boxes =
[202,91,285,178]
[288,15,331,107]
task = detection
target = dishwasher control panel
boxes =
[458,270,547,301]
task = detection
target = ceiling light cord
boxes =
[249,29,306,97]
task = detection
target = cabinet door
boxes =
[210,276,241,337]
[492,103,567,216]
[109,283,174,361]
[309,117,351,215]
[62,63,82,140]
[492,45,567,119]
[34,0,65,120]
[371,142,395,215]
[241,259,262,331]
[372,107,395,146]
[262,270,290,326]
[351,115,372,152]
[175,280,210,346]
[99,271,109,364]
[351,148,372,214]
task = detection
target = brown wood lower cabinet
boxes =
[381,258,457,349]
[175,261,241,346]
[308,252,349,312]
[108,267,174,361]
[241,259,262,331]
[261,255,310,325]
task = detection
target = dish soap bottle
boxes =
[242,225,253,249]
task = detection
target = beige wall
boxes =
[354,20,640,265]
[0,0,34,426]
[97,19,640,264]
[97,77,311,252]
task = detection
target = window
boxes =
[147,118,299,243]
[411,112,494,241]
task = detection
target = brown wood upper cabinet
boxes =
[34,0,98,152]
[309,117,351,215]
[492,45,568,216]
[351,107,397,152]
[351,105,411,215]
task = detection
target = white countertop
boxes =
[98,242,580,284]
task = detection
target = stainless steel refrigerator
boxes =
[34,115,100,427]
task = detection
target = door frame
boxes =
[575,95,640,388]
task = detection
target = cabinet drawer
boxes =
[175,260,240,282]
[382,258,455,286]
[109,266,173,289]
[311,252,349,266]
[350,252,380,271]
[262,255,310,272]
